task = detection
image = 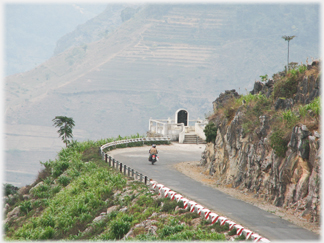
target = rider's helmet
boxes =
[152,144,156,148]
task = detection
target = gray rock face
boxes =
[202,120,320,223]
[5,206,21,223]
[274,98,294,110]
[250,79,274,98]
[203,70,321,224]
[122,218,159,239]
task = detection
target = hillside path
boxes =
[108,143,319,241]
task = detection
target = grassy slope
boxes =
[4,137,243,241]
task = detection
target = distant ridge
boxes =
[5,3,319,186]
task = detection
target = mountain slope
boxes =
[5,3,320,186]
[5,4,109,76]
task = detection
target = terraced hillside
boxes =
[5,4,319,186]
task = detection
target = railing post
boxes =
[124,165,127,175]
[112,159,115,168]
[144,176,147,185]
[109,156,111,167]
[132,169,134,178]
[140,173,143,182]
[105,154,108,163]
[120,163,122,172]
[128,167,130,177]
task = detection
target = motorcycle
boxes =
[149,154,159,165]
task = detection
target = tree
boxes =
[282,35,296,72]
[52,116,75,147]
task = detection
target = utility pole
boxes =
[282,35,296,73]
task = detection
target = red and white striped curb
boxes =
[149,180,270,242]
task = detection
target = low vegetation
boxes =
[4,135,243,241]
[206,63,320,157]
[203,122,218,143]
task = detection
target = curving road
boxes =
[108,143,319,241]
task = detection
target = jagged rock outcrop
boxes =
[250,79,274,98]
[212,89,240,111]
[202,61,321,224]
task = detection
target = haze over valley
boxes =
[4,3,320,186]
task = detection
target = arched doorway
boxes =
[175,109,189,126]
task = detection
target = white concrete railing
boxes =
[149,118,207,142]
[99,138,270,242]
[148,119,185,140]
[100,137,170,156]
[195,122,206,140]
[150,180,270,242]
[99,137,171,184]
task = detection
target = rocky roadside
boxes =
[174,160,320,235]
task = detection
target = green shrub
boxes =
[260,74,268,82]
[39,226,55,240]
[166,229,194,240]
[236,93,267,106]
[192,228,226,240]
[204,122,217,143]
[288,64,307,76]
[273,75,298,99]
[252,95,271,117]
[300,97,320,117]
[178,212,200,223]
[270,129,288,157]
[19,201,32,215]
[30,183,51,198]
[228,227,237,236]
[161,199,182,213]
[57,175,71,187]
[137,194,154,206]
[159,219,184,238]
[208,221,229,232]
[52,161,70,178]
[282,110,299,128]
[38,213,55,228]
[51,185,62,194]
[110,218,131,239]
[235,233,247,241]
[135,233,158,241]
[4,183,19,196]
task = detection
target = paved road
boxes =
[109,144,320,242]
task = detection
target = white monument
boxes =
[148,109,207,143]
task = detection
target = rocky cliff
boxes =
[201,61,320,224]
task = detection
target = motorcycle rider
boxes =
[148,144,158,161]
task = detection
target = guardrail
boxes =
[149,181,270,242]
[99,137,171,184]
[99,137,270,242]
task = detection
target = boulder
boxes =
[275,98,294,110]
[250,81,264,95]
[119,206,128,213]
[5,206,20,223]
[107,205,119,214]
[212,89,240,111]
